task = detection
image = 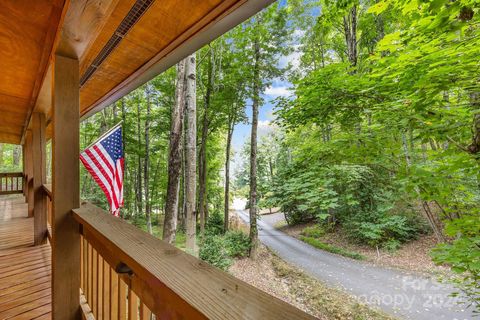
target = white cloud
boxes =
[258,120,278,137]
[265,86,291,97]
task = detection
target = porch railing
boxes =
[73,203,315,320]
[0,172,23,195]
[43,184,53,241]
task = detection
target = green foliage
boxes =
[347,214,420,248]
[300,236,365,260]
[301,225,326,238]
[431,213,480,310]
[224,231,251,258]
[200,213,251,270]
[0,144,22,173]
[199,234,233,271]
[205,211,225,236]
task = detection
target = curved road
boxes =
[236,210,474,320]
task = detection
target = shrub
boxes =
[224,231,251,257]
[199,234,232,270]
[205,211,224,235]
[346,213,421,247]
[199,229,251,270]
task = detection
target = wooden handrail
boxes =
[73,203,315,320]
[43,183,53,241]
[0,172,24,195]
[42,183,52,199]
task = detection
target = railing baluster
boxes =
[110,267,119,319]
[103,259,110,320]
[128,287,139,320]
[0,173,23,194]
[81,236,84,291]
[83,238,88,298]
[140,303,152,320]
[88,242,93,305]
[92,248,98,318]
[119,277,127,319]
[98,255,103,319]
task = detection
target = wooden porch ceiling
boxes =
[0,0,273,145]
[0,0,65,144]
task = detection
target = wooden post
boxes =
[26,130,34,216]
[32,112,47,245]
[22,144,26,198]
[52,54,81,320]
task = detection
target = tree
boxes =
[184,53,197,252]
[144,84,153,234]
[163,59,187,244]
[232,3,290,256]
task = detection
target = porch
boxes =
[0,194,51,319]
[0,0,315,319]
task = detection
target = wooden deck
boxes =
[0,194,52,320]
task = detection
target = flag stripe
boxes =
[80,154,113,205]
[79,126,124,216]
[88,148,119,208]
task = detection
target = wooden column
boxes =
[26,130,34,216]
[32,112,47,245]
[52,54,81,320]
[22,144,26,198]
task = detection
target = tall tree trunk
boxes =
[224,114,235,232]
[343,5,358,67]
[144,85,153,234]
[13,145,21,167]
[249,33,261,258]
[198,47,215,232]
[185,53,197,253]
[136,95,143,216]
[120,98,127,218]
[0,144,3,167]
[163,59,187,244]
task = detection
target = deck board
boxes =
[0,194,52,320]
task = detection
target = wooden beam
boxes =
[32,113,47,245]
[0,132,22,145]
[57,0,120,60]
[52,54,81,320]
[25,131,34,217]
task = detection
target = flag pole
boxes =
[83,121,123,150]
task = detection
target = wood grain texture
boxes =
[73,203,317,320]
[26,130,35,217]
[33,113,48,245]
[0,0,67,144]
[52,54,81,319]
[0,194,52,320]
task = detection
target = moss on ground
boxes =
[300,236,366,260]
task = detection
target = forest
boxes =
[0,0,475,314]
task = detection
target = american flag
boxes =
[80,126,124,216]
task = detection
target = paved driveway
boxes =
[236,210,474,320]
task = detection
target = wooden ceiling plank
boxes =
[82,0,275,118]
[20,0,69,145]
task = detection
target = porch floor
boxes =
[0,194,52,319]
